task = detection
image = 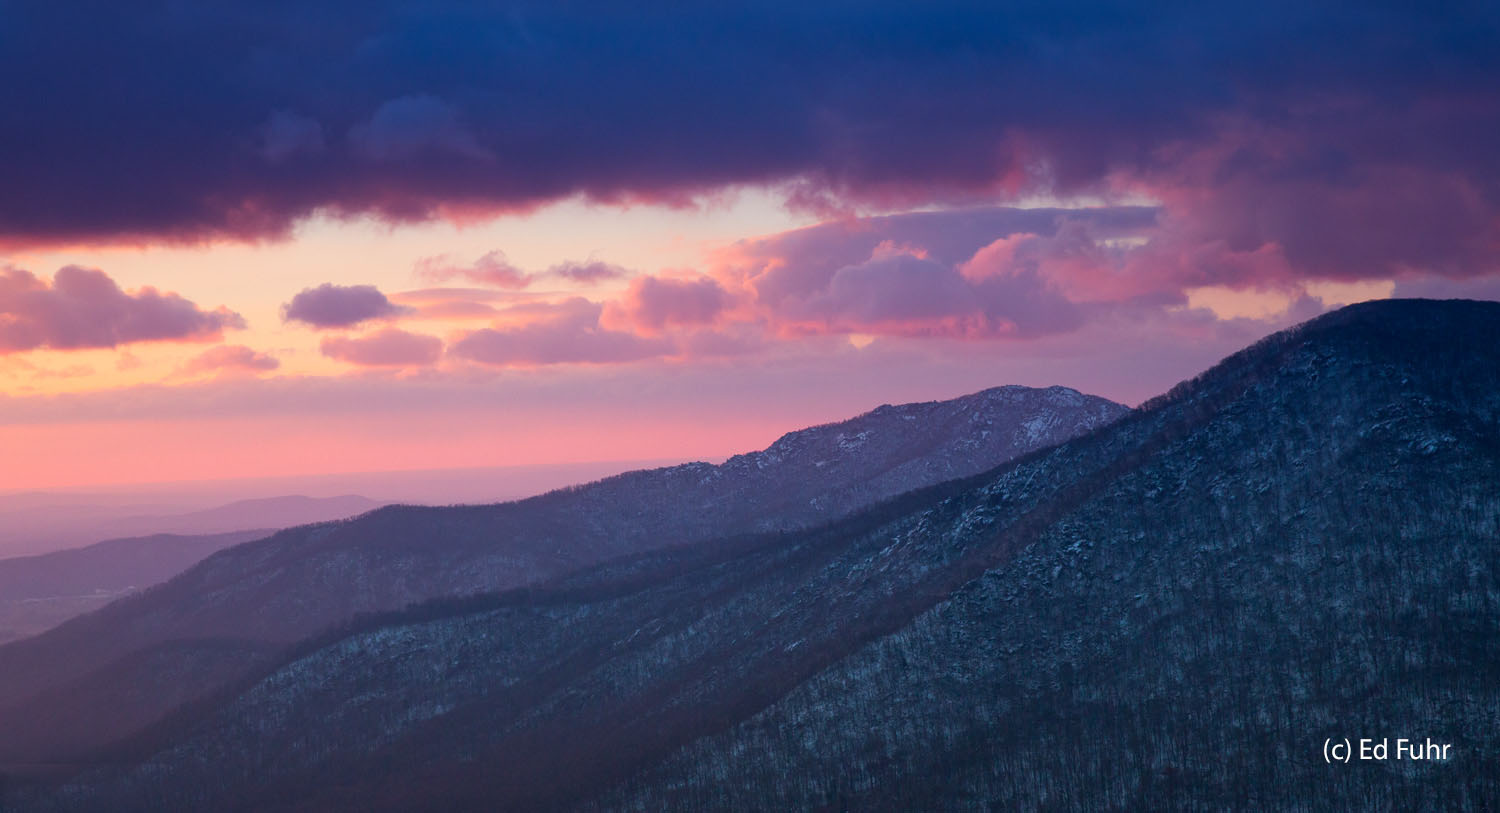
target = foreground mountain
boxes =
[17,299,1495,811]
[0,385,1124,766]
[0,531,269,645]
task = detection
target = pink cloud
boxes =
[320,328,444,367]
[777,249,994,337]
[714,206,1151,305]
[0,302,1322,491]
[417,252,633,289]
[0,265,243,353]
[182,345,280,376]
[604,275,731,334]
[706,213,1106,340]
[958,222,1164,306]
[450,298,672,366]
[696,199,1449,345]
[416,250,532,289]
[383,198,1438,365]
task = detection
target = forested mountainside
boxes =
[17,299,1497,811]
[0,531,269,645]
[0,385,1123,767]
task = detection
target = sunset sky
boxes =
[3,2,1498,491]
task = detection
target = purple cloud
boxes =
[609,276,730,333]
[349,95,492,164]
[258,111,325,164]
[547,260,629,285]
[0,265,243,353]
[709,208,1154,339]
[282,284,412,329]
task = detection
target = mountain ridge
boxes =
[24,298,1496,810]
[0,383,1125,766]
[0,530,271,645]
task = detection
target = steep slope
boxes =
[0,530,270,644]
[0,385,1124,765]
[606,301,1500,810]
[22,299,1496,811]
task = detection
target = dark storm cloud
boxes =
[0,2,1497,286]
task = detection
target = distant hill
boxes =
[0,530,270,645]
[0,385,1124,767]
[0,494,388,643]
[16,299,1495,810]
[0,495,387,559]
[101,495,386,540]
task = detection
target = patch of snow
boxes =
[837,430,872,452]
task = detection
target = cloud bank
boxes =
[0,1,1493,303]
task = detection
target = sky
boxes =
[2,1,1498,491]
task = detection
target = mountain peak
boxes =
[742,384,1124,474]
[1242,297,1498,357]
[1141,298,1500,414]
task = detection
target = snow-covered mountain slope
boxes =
[24,299,1499,811]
